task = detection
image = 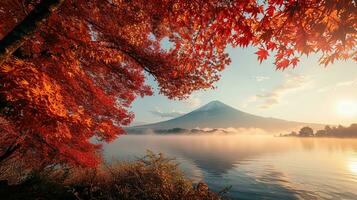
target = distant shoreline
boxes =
[279,124,357,138]
[126,127,232,135]
[277,135,357,139]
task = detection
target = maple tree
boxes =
[0,0,356,167]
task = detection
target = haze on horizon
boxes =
[131,46,357,127]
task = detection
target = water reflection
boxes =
[348,160,357,174]
[104,135,357,199]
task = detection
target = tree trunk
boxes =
[0,0,65,66]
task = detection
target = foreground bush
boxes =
[0,152,227,200]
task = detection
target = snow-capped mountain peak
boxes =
[194,100,230,112]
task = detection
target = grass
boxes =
[0,151,228,200]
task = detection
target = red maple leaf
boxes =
[267,42,277,50]
[276,59,290,69]
[255,48,269,63]
[291,57,299,68]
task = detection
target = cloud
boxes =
[130,121,148,126]
[258,99,279,109]
[336,80,357,87]
[255,76,270,82]
[318,78,357,93]
[184,95,201,108]
[317,87,329,93]
[150,109,184,118]
[255,73,308,109]
[190,127,269,135]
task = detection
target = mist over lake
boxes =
[104,135,357,200]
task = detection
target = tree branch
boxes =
[0,0,65,66]
[0,143,20,163]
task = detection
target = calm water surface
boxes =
[104,135,357,200]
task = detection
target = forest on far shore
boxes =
[280,124,357,138]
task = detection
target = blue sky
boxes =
[130,46,357,126]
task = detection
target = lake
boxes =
[103,135,357,200]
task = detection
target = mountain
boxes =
[128,100,324,133]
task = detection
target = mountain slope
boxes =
[129,101,324,133]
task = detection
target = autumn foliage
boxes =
[0,152,225,200]
[0,0,356,167]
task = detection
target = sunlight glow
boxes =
[348,161,357,174]
[337,100,357,117]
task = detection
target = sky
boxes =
[130,46,357,126]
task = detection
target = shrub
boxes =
[0,151,226,200]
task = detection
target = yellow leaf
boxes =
[1,65,13,73]
[43,82,52,92]
[84,118,93,126]
[20,80,29,85]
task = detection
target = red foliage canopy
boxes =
[0,0,355,167]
